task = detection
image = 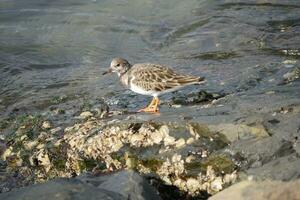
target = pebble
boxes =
[172,104,182,108]
[42,121,51,129]
[164,135,176,146]
[282,60,296,64]
[266,91,275,94]
[50,127,62,134]
[20,135,28,141]
[79,111,94,119]
[186,137,195,145]
[150,131,164,144]
[130,134,144,147]
[186,178,200,194]
[210,177,223,192]
[282,60,297,68]
[1,147,12,160]
[23,141,38,151]
[175,138,186,148]
[185,155,195,163]
[159,125,169,137]
[283,67,300,83]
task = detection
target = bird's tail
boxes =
[176,75,206,85]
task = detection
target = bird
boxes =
[103,58,205,113]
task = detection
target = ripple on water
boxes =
[0,0,299,114]
[28,63,72,70]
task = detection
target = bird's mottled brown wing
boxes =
[130,63,204,92]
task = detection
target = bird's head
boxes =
[103,58,131,77]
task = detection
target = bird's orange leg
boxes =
[138,97,160,113]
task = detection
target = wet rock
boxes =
[280,67,300,84]
[53,108,66,115]
[150,130,164,144]
[208,123,269,142]
[50,127,62,134]
[0,139,6,155]
[23,140,38,151]
[30,149,51,173]
[164,135,176,146]
[0,178,125,200]
[210,177,223,192]
[79,111,94,119]
[186,137,195,145]
[130,134,145,147]
[0,170,161,200]
[175,138,185,148]
[1,119,238,197]
[186,178,200,194]
[171,91,225,106]
[1,147,13,160]
[41,121,51,129]
[79,170,161,200]
[50,95,68,105]
[6,154,23,168]
[91,101,110,118]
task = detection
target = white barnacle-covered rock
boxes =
[36,143,45,150]
[150,130,165,144]
[32,149,51,173]
[79,111,94,119]
[1,147,13,160]
[161,175,172,185]
[223,171,238,184]
[169,154,185,176]
[175,138,185,148]
[23,140,38,151]
[157,158,173,184]
[206,165,216,179]
[20,135,28,141]
[129,134,144,147]
[210,177,223,192]
[64,126,74,132]
[164,135,176,146]
[188,124,198,138]
[185,155,196,163]
[159,125,169,137]
[111,139,123,152]
[174,178,187,191]
[41,121,51,129]
[186,178,200,194]
[186,137,195,145]
[50,127,62,134]
[171,154,182,163]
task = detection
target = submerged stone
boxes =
[185,155,235,177]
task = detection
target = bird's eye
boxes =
[116,64,120,67]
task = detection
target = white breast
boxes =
[130,83,156,96]
[129,76,187,97]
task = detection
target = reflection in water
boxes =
[0,0,299,116]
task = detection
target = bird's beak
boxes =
[102,68,112,75]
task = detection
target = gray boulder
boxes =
[0,170,161,200]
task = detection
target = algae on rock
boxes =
[1,117,239,196]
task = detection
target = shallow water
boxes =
[0,0,299,117]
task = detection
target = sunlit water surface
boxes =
[0,0,299,117]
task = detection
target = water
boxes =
[0,0,300,117]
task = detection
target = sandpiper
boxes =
[103,58,205,113]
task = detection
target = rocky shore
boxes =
[1,79,300,199]
[1,0,300,198]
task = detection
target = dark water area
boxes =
[0,0,300,118]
